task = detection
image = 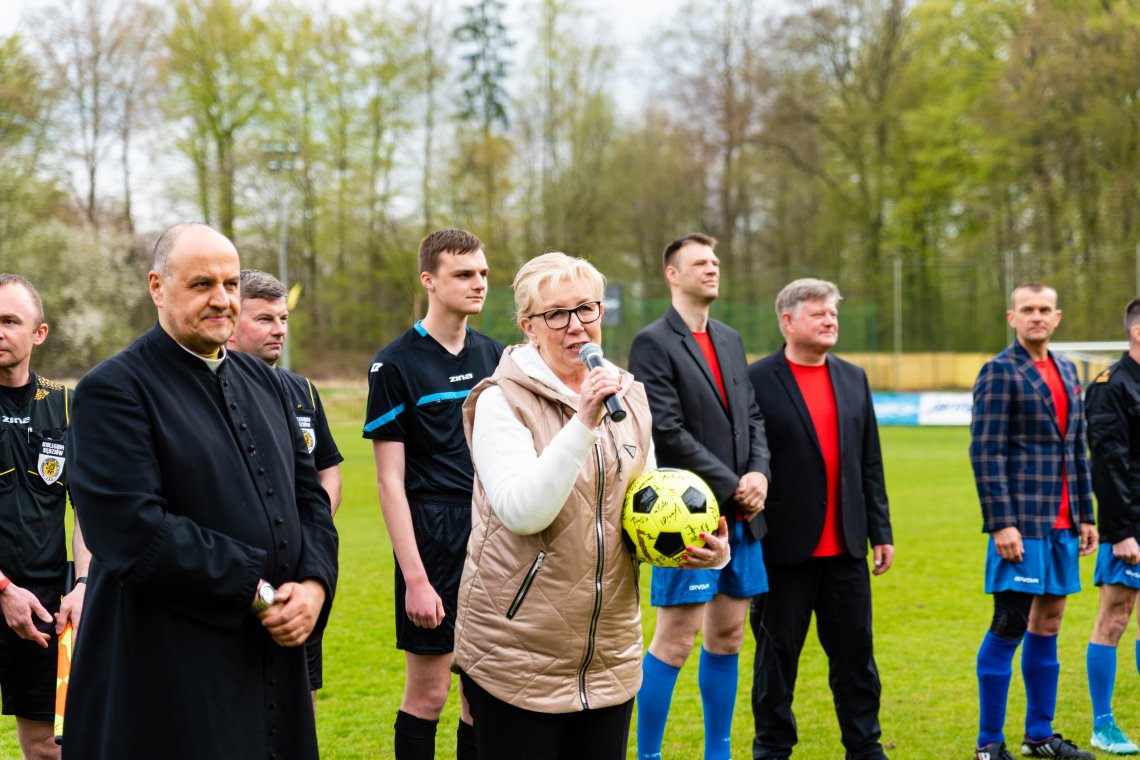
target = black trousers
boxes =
[750,554,886,760]
[459,671,633,760]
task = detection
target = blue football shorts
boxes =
[650,519,768,606]
[1093,543,1140,589]
[984,527,1080,596]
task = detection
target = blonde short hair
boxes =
[512,252,606,322]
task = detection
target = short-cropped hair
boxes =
[1125,297,1140,337]
[0,273,45,325]
[775,278,842,334]
[152,222,214,276]
[240,269,287,303]
[513,252,606,323]
[662,233,717,270]
[419,229,483,275]
[1010,282,1057,308]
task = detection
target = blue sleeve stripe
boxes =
[363,403,406,432]
[416,390,471,406]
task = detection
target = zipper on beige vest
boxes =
[506,550,546,619]
[578,441,607,710]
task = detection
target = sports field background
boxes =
[2,387,1132,759]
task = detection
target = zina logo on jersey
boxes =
[296,415,317,455]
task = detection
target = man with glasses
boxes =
[629,233,772,760]
[363,229,503,760]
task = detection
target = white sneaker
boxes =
[1091,721,1140,755]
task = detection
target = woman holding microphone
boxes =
[454,252,728,758]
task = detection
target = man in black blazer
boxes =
[748,278,893,760]
[629,232,771,760]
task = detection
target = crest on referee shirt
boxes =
[38,439,66,485]
[38,454,64,485]
[296,415,316,454]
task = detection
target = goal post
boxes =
[1050,341,1128,389]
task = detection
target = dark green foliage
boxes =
[454,0,512,132]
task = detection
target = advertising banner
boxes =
[872,392,972,426]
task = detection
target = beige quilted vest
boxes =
[453,345,653,713]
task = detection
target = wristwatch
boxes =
[251,581,276,613]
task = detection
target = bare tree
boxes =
[165,0,272,240]
[654,0,773,289]
[39,0,161,229]
[408,0,452,237]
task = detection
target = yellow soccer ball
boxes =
[622,468,720,567]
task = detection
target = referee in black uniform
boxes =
[1083,297,1140,754]
[228,269,344,708]
[363,229,502,760]
[0,274,90,760]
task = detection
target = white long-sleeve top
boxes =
[470,343,656,535]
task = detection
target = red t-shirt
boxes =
[788,359,845,556]
[1034,358,1073,530]
[692,331,727,407]
[693,330,737,520]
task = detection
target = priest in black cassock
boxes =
[62,223,338,759]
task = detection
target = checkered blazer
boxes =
[969,340,1094,539]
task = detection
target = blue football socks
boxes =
[638,651,681,760]
[698,648,738,760]
[977,631,1021,746]
[1022,631,1060,741]
[1087,641,1117,727]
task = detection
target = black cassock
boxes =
[63,325,338,759]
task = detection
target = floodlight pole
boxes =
[277,191,290,371]
[1003,248,1014,345]
[893,256,902,392]
[261,141,300,370]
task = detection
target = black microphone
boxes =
[578,343,627,422]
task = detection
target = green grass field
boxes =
[0,395,1133,758]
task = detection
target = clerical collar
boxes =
[176,341,227,373]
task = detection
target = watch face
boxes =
[259,583,275,607]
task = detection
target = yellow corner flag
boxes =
[287,282,303,311]
[53,622,73,744]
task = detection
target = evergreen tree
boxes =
[454,0,512,133]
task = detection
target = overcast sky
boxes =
[1,0,687,46]
[1,0,691,113]
[0,0,694,228]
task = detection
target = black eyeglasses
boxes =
[527,300,603,329]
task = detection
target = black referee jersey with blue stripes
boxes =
[362,321,503,498]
